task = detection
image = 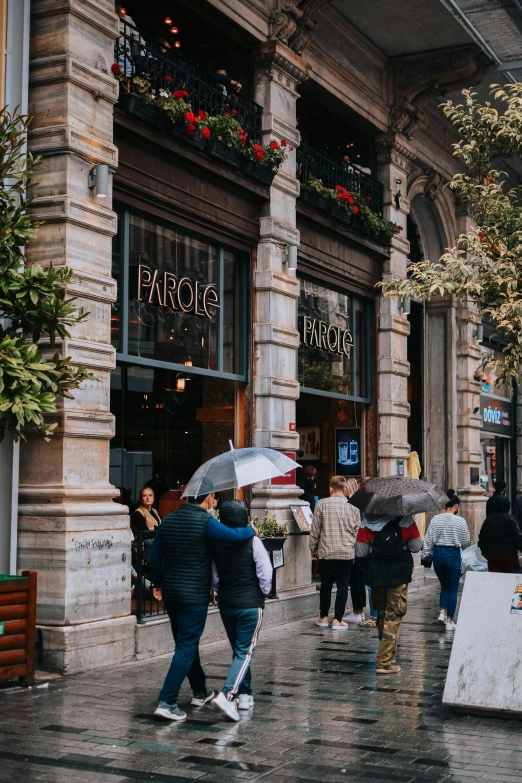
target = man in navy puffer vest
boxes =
[210,500,272,721]
[151,483,255,722]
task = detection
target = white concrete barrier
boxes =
[443,571,522,715]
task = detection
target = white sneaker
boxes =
[238,694,254,710]
[445,620,456,632]
[211,691,240,722]
[343,612,364,623]
[438,611,447,624]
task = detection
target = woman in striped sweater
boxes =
[421,490,470,632]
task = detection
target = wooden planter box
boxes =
[0,571,37,686]
[207,140,242,169]
[118,92,168,130]
[328,201,354,224]
[241,160,277,186]
[299,188,330,212]
[171,123,207,150]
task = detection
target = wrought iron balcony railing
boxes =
[115,19,263,143]
[297,136,384,218]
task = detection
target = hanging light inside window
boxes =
[184,358,193,367]
[163,17,173,25]
[175,373,186,392]
[174,40,181,48]
[169,26,179,34]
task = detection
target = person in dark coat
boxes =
[150,482,255,722]
[301,465,318,513]
[478,497,522,573]
[486,479,509,516]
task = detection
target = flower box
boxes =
[261,536,287,552]
[207,140,241,169]
[171,122,207,150]
[118,92,168,130]
[299,188,330,212]
[328,201,354,224]
[241,160,277,186]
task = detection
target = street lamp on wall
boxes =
[283,244,297,271]
[88,164,109,198]
[474,323,484,344]
[399,295,411,316]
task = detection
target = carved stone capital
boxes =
[375,132,415,170]
[253,40,311,87]
[424,168,444,201]
[270,0,332,55]
[389,45,489,139]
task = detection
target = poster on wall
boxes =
[297,427,321,461]
[335,427,362,477]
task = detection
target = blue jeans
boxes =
[433,545,462,620]
[158,603,208,705]
[368,587,377,620]
[220,607,264,699]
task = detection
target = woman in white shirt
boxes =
[421,490,470,632]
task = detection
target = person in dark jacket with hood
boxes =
[486,479,509,516]
[478,496,522,573]
[356,514,422,675]
[150,482,255,722]
[211,500,272,722]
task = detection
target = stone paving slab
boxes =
[1,585,522,782]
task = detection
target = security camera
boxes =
[473,406,480,414]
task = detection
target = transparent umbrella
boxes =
[182,442,300,498]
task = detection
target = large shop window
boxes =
[110,209,249,507]
[112,210,248,380]
[297,276,371,402]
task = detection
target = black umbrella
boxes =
[349,477,448,517]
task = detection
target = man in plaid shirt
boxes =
[309,475,361,630]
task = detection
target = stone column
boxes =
[375,134,413,477]
[251,41,313,595]
[17,0,135,673]
[454,203,486,539]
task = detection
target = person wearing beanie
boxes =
[210,500,273,722]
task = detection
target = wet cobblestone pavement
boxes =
[1,585,521,783]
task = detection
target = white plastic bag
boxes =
[461,544,488,571]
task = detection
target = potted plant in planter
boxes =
[252,510,289,552]
[113,68,168,130]
[203,112,244,168]
[241,138,289,185]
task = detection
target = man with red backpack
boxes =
[356,515,422,674]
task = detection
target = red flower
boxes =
[281,139,287,147]
[337,193,344,200]
[165,75,173,82]
[239,135,247,144]
[232,109,238,115]
[335,185,345,192]
[201,127,211,139]
[289,146,294,151]
[353,205,359,214]
[347,195,355,205]
[173,89,188,100]
[269,141,279,149]
[111,63,121,75]
[224,111,230,116]
[197,109,207,121]
[366,196,371,202]
[252,143,262,152]
[239,128,245,133]
[184,111,196,123]
[222,103,227,109]
[186,123,197,135]
[255,150,264,160]
[399,225,403,230]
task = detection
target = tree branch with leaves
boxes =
[0,110,95,442]
[379,83,522,387]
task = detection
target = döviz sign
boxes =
[302,315,352,355]
[137,264,220,318]
[480,394,513,437]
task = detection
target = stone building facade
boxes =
[1,0,519,672]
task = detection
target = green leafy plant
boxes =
[250,509,289,538]
[379,83,522,386]
[0,110,95,442]
[301,175,401,239]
